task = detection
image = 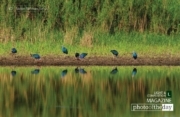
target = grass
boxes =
[0,31,180,58]
[0,0,180,58]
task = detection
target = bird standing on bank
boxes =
[79,53,88,59]
[30,54,41,63]
[11,48,17,54]
[31,54,40,59]
[75,53,80,60]
[75,53,88,60]
[11,48,17,57]
[132,51,137,59]
[62,46,68,54]
[110,50,118,58]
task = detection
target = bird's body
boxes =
[31,69,40,74]
[75,67,79,73]
[79,68,87,74]
[110,50,118,57]
[79,53,88,59]
[110,67,118,74]
[11,48,17,54]
[61,69,68,78]
[132,51,137,59]
[132,68,137,77]
[30,54,40,59]
[11,70,16,76]
[75,53,80,60]
[62,46,68,54]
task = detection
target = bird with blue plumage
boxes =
[79,68,87,74]
[11,70,17,77]
[75,67,79,73]
[11,48,17,57]
[61,69,68,78]
[11,48,17,54]
[31,69,40,74]
[62,46,68,54]
[75,53,80,60]
[30,54,40,59]
[132,68,137,78]
[79,53,88,59]
[110,50,118,58]
[110,67,118,74]
[132,51,137,59]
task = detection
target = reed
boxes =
[0,0,180,57]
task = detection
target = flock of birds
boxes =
[10,46,138,78]
[11,46,138,60]
[62,46,88,60]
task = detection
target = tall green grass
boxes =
[1,0,180,33]
[0,32,180,57]
[0,0,180,57]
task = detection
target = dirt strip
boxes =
[0,56,180,66]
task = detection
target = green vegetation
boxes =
[0,66,180,116]
[0,0,180,57]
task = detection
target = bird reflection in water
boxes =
[61,69,68,78]
[74,67,87,74]
[132,68,137,78]
[110,67,118,74]
[11,70,17,77]
[31,69,40,75]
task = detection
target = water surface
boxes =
[0,66,179,117]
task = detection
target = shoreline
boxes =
[0,56,180,66]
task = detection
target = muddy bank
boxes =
[0,55,180,66]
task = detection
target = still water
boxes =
[0,66,180,117]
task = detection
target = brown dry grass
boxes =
[0,28,15,43]
[63,27,79,45]
[80,31,93,47]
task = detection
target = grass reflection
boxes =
[0,66,179,117]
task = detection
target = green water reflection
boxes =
[0,66,179,117]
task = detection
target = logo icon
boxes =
[166,91,172,98]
